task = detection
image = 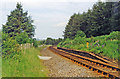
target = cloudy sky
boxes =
[0,0,109,39]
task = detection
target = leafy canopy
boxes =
[64,2,120,39]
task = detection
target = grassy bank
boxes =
[0,57,1,78]
[2,46,48,77]
[57,31,120,60]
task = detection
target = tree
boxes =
[110,2,120,31]
[15,32,29,44]
[64,13,81,39]
[33,38,38,48]
[75,31,86,38]
[3,3,35,38]
[63,2,120,39]
[45,37,54,45]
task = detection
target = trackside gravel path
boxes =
[40,47,104,77]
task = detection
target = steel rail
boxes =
[48,46,120,78]
[57,47,118,65]
[57,47,120,70]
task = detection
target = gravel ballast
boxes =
[40,47,104,77]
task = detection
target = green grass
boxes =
[0,44,1,78]
[2,46,49,77]
[0,56,2,78]
[57,31,119,60]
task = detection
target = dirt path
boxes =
[40,47,104,77]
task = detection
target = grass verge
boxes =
[57,31,119,60]
[0,57,2,78]
[2,46,48,77]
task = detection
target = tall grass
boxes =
[0,57,2,78]
[2,46,48,77]
[57,31,119,60]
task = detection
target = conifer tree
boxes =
[63,2,120,39]
[3,3,35,38]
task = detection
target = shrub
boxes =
[2,33,20,58]
[108,31,119,40]
[75,31,86,38]
[15,32,30,44]
[33,38,38,48]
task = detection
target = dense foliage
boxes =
[3,3,35,38]
[38,37,63,45]
[2,3,36,58]
[2,33,20,58]
[64,2,120,39]
[15,32,30,44]
[75,31,86,38]
[2,3,47,77]
[33,38,38,48]
[58,31,119,60]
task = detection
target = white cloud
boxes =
[55,22,67,27]
[0,0,99,39]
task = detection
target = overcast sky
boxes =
[0,0,109,40]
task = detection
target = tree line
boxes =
[38,37,63,45]
[2,3,37,58]
[64,2,120,39]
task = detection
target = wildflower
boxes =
[102,45,104,47]
[96,40,99,43]
[86,42,89,48]
[117,49,119,51]
[94,43,97,46]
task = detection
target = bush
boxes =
[2,33,20,58]
[108,31,119,40]
[73,37,86,44]
[75,31,86,38]
[15,32,30,44]
[33,39,38,48]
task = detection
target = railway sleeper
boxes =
[65,56,118,78]
[49,47,120,78]
[67,52,117,70]
[57,47,111,64]
[59,50,119,72]
[68,51,119,72]
[66,57,116,78]
[59,49,120,71]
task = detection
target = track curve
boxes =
[48,46,120,78]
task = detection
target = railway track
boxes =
[48,46,120,78]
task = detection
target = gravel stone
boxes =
[40,47,104,77]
